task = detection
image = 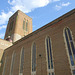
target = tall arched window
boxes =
[46,36,54,75]
[32,42,36,75]
[64,27,75,74]
[2,57,7,75]
[10,52,16,75]
[19,47,24,75]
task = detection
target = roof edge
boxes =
[4,8,75,50]
[14,9,75,44]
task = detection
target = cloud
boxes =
[0,11,13,25]
[55,2,71,10]
[0,33,5,38]
[53,0,60,2]
[55,5,61,10]
[62,2,71,6]
[8,0,51,13]
[0,0,60,26]
[7,0,60,13]
[0,25,7,30]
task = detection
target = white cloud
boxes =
[55,2,71,10]
[0,25,7,30]
[0,33,5,38]
[55,5,61,10]
[62,2,71,6]
[0,0,60,26]
[8,0,51,13]
[0,11,13,25]
[53,0,60,2]
[7,0,61,13]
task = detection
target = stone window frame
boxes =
[45,36,55,75]
[31,42,36,75]
[63,27,75,75]
[19,47,24,75]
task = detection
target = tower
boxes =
[4,10,32,42]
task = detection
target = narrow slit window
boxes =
[23,19,25,30]
[19,47,24,75]
[26,20,28,31]
[9,21,14,32]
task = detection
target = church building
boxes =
[0,9,75,75]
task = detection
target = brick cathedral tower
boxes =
[4,10,32,43]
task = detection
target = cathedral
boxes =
[0,9,75,75]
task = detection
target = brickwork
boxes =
[0,39,12,75]
[0,9,75,75]
[0,38,12,63]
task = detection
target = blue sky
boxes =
[0,0,75,39]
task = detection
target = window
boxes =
[23,19,28,32]
[19,47,24,75]
[2,57,7,75]
[10,52,16,75]
[64,27,75,75]
[46,36,55,75]
[32,42,36,75]
[26,20,28,31]
[73,70,75,75]
[23,19,25,30]
[9,21,14,32]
